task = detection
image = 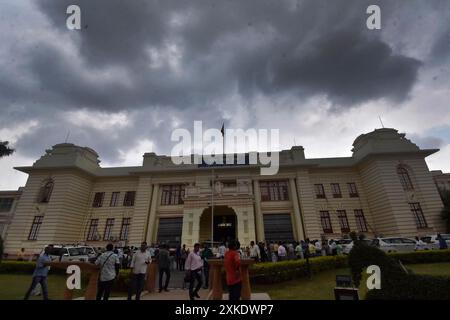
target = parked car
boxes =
[343,239,373,254]
[371,237,417,253]
[44,245,90,262]
[421,234,450,249]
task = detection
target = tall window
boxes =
[409,203,428,229]
[331,183,342,198]
[28,216,44,240]
[161,185,185,205]
[123,191,136,207]
[92,192,105,207]
[398,166,414,190]
[314,184,326,199]
[86,219,99,241]
[110,192,120,207]
[260,181,289,201]
[337,210,350,233]
[0,198,14,212]
[103,218,115,240]
[120,218,131,240]
[38,180,54,203]
[347,183,359,197]
[354,209,368,232]
[320,211,333,233]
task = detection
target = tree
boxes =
[0,141,14,158]
[440,190,450,233]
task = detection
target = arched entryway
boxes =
[199,206,237,244]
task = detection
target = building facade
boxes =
[0,189,22,240]
[432,170,450,192]
[2,128,447,255]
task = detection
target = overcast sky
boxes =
[1,0,450,190]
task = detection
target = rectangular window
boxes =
[123,191,136,207]
[354,209,368,232]
[260,181,289,201]
[337,210,350,233]
[331,183,342,198]
[92,192,105,207]
[409,203,428,229]
[314,184,326,199]
[86,219,99,241]
[110,192,120,207]
[157,217,183,247]
[103,218,115,241]
[221,180,237,188]
[161,185,185,205]
[320,211,333,233]
[28,216,43,240]
[120,218,131,240]
[348,183,359,197]
[0,198,14,212]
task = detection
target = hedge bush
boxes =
[249,255,348,284]
[349,243,450,299]
[389,249,450,264]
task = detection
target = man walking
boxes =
[158,244,171,292]
[185,243,203,300]
[24,246,52,300]
[95,243,120,301]
[128,242,151,300]
[249,241,260,262]
[224,240,241,301]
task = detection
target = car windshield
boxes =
[68,248,84,256]
[442,235,450,241]
[382,238,403,244]
[421,237,432,243]
[401,239,416,244]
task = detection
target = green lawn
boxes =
[0,274,124,300]
[253,262,450,300]
[1,262,450,300]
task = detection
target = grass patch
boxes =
[0,274,125,300]
[253,262,450,300]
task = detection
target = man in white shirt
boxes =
[249,241,260,262]
[218,242,226,259]
[277,243,287,261]
[185,243,204,300]
[315,240,322,256]
[127,242,151,300]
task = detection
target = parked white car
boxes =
[371,237,417,253]
[44,245,90,262]
[420,234,450,249]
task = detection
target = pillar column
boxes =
[252,180,264,242]
[235,206,256,247]
[145,183,159,244]
[289,178,305,241]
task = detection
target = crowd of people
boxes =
[23,235,449,301]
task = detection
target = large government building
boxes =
[1,128,448,256]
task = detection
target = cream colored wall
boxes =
[358,156,445,237]
[82,177,139,246]
[307,168,374,239]
[4,171,94,255]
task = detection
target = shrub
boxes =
[249,255,348,284]
[349,243,450,299]
[389,249,450,264]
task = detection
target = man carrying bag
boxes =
[95,243,120,301]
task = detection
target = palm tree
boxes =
[0,141,14,158]
[441,190,450,233]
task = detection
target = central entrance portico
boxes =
[199,206,237,244]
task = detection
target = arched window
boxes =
[397,166,414,190]
[38,180,54,203]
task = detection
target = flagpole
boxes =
[211,168,214,249]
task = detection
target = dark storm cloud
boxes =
[29,0,422,111]
[2,0,449,167]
